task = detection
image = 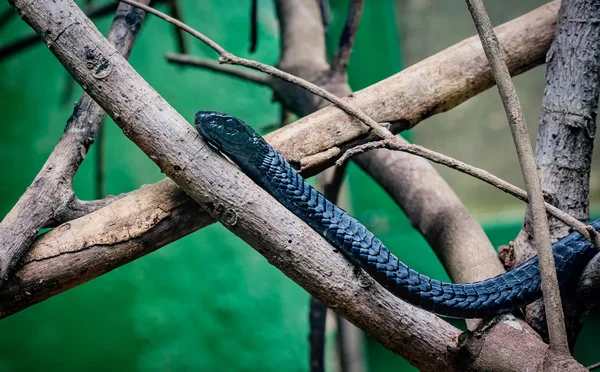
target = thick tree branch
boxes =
[165,53,272,86]
[0,0,149,283]
[119,0,393,139]
[7,0,582,368]
[0,179,214,317]
[276,0,329,71]
[505,0,600,348]
[6,1,463,369]
[267,1,560,173]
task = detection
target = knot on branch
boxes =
[213,203,237,227]
[218,53,234,64]
[84,47,112,79]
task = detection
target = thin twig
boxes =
[117,0,393,140]
[337,139,599,248]
[309,297,327,372]
[167,0,188,54]
[330,0,365,77]
[166,53,272,86]
[588,361,600,370]
[473,0,567,352]
[249,0,258,53]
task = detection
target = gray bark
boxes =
[0,0,149,283]
[506,0,600,347]
[6,0,464,369]
[2,0,586,368]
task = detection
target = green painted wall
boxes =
[0,1,598,371]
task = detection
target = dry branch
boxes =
[3,1,591,368]
[466,0,568,353]
[507,0,600,348]
[166,53,272,86]
[0,179,213,316]
[0,0,149,283]
[338,138,597,244]
[6,0,462,369]
[267,1,561,172]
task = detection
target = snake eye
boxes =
[224,118,237,133]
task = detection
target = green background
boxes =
[0,1,598,371]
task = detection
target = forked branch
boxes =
[0,0,150,283]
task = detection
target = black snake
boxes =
[195,111,599,319]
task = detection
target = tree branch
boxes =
[329,0,364,77]
[118,0,393,140]
[0,179,214,317]
[6,1,464,369]
[466,0,569,353]
[506,0,600,348]
[0,0,150,283]
[165,53,272,86]
[266,1,561,173]
[338,139,598,245]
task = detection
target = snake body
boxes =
[195,111,599,319]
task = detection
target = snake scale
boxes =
[195,111,599,319]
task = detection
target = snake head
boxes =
[194,111,268,166]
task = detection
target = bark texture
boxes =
[6,0,463,369]
[268,1,560,175]
[4,0,584,368]
[467,0,569,353]
[0,179,212,317]
[502,0,600,347]
[0,0,149,283]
